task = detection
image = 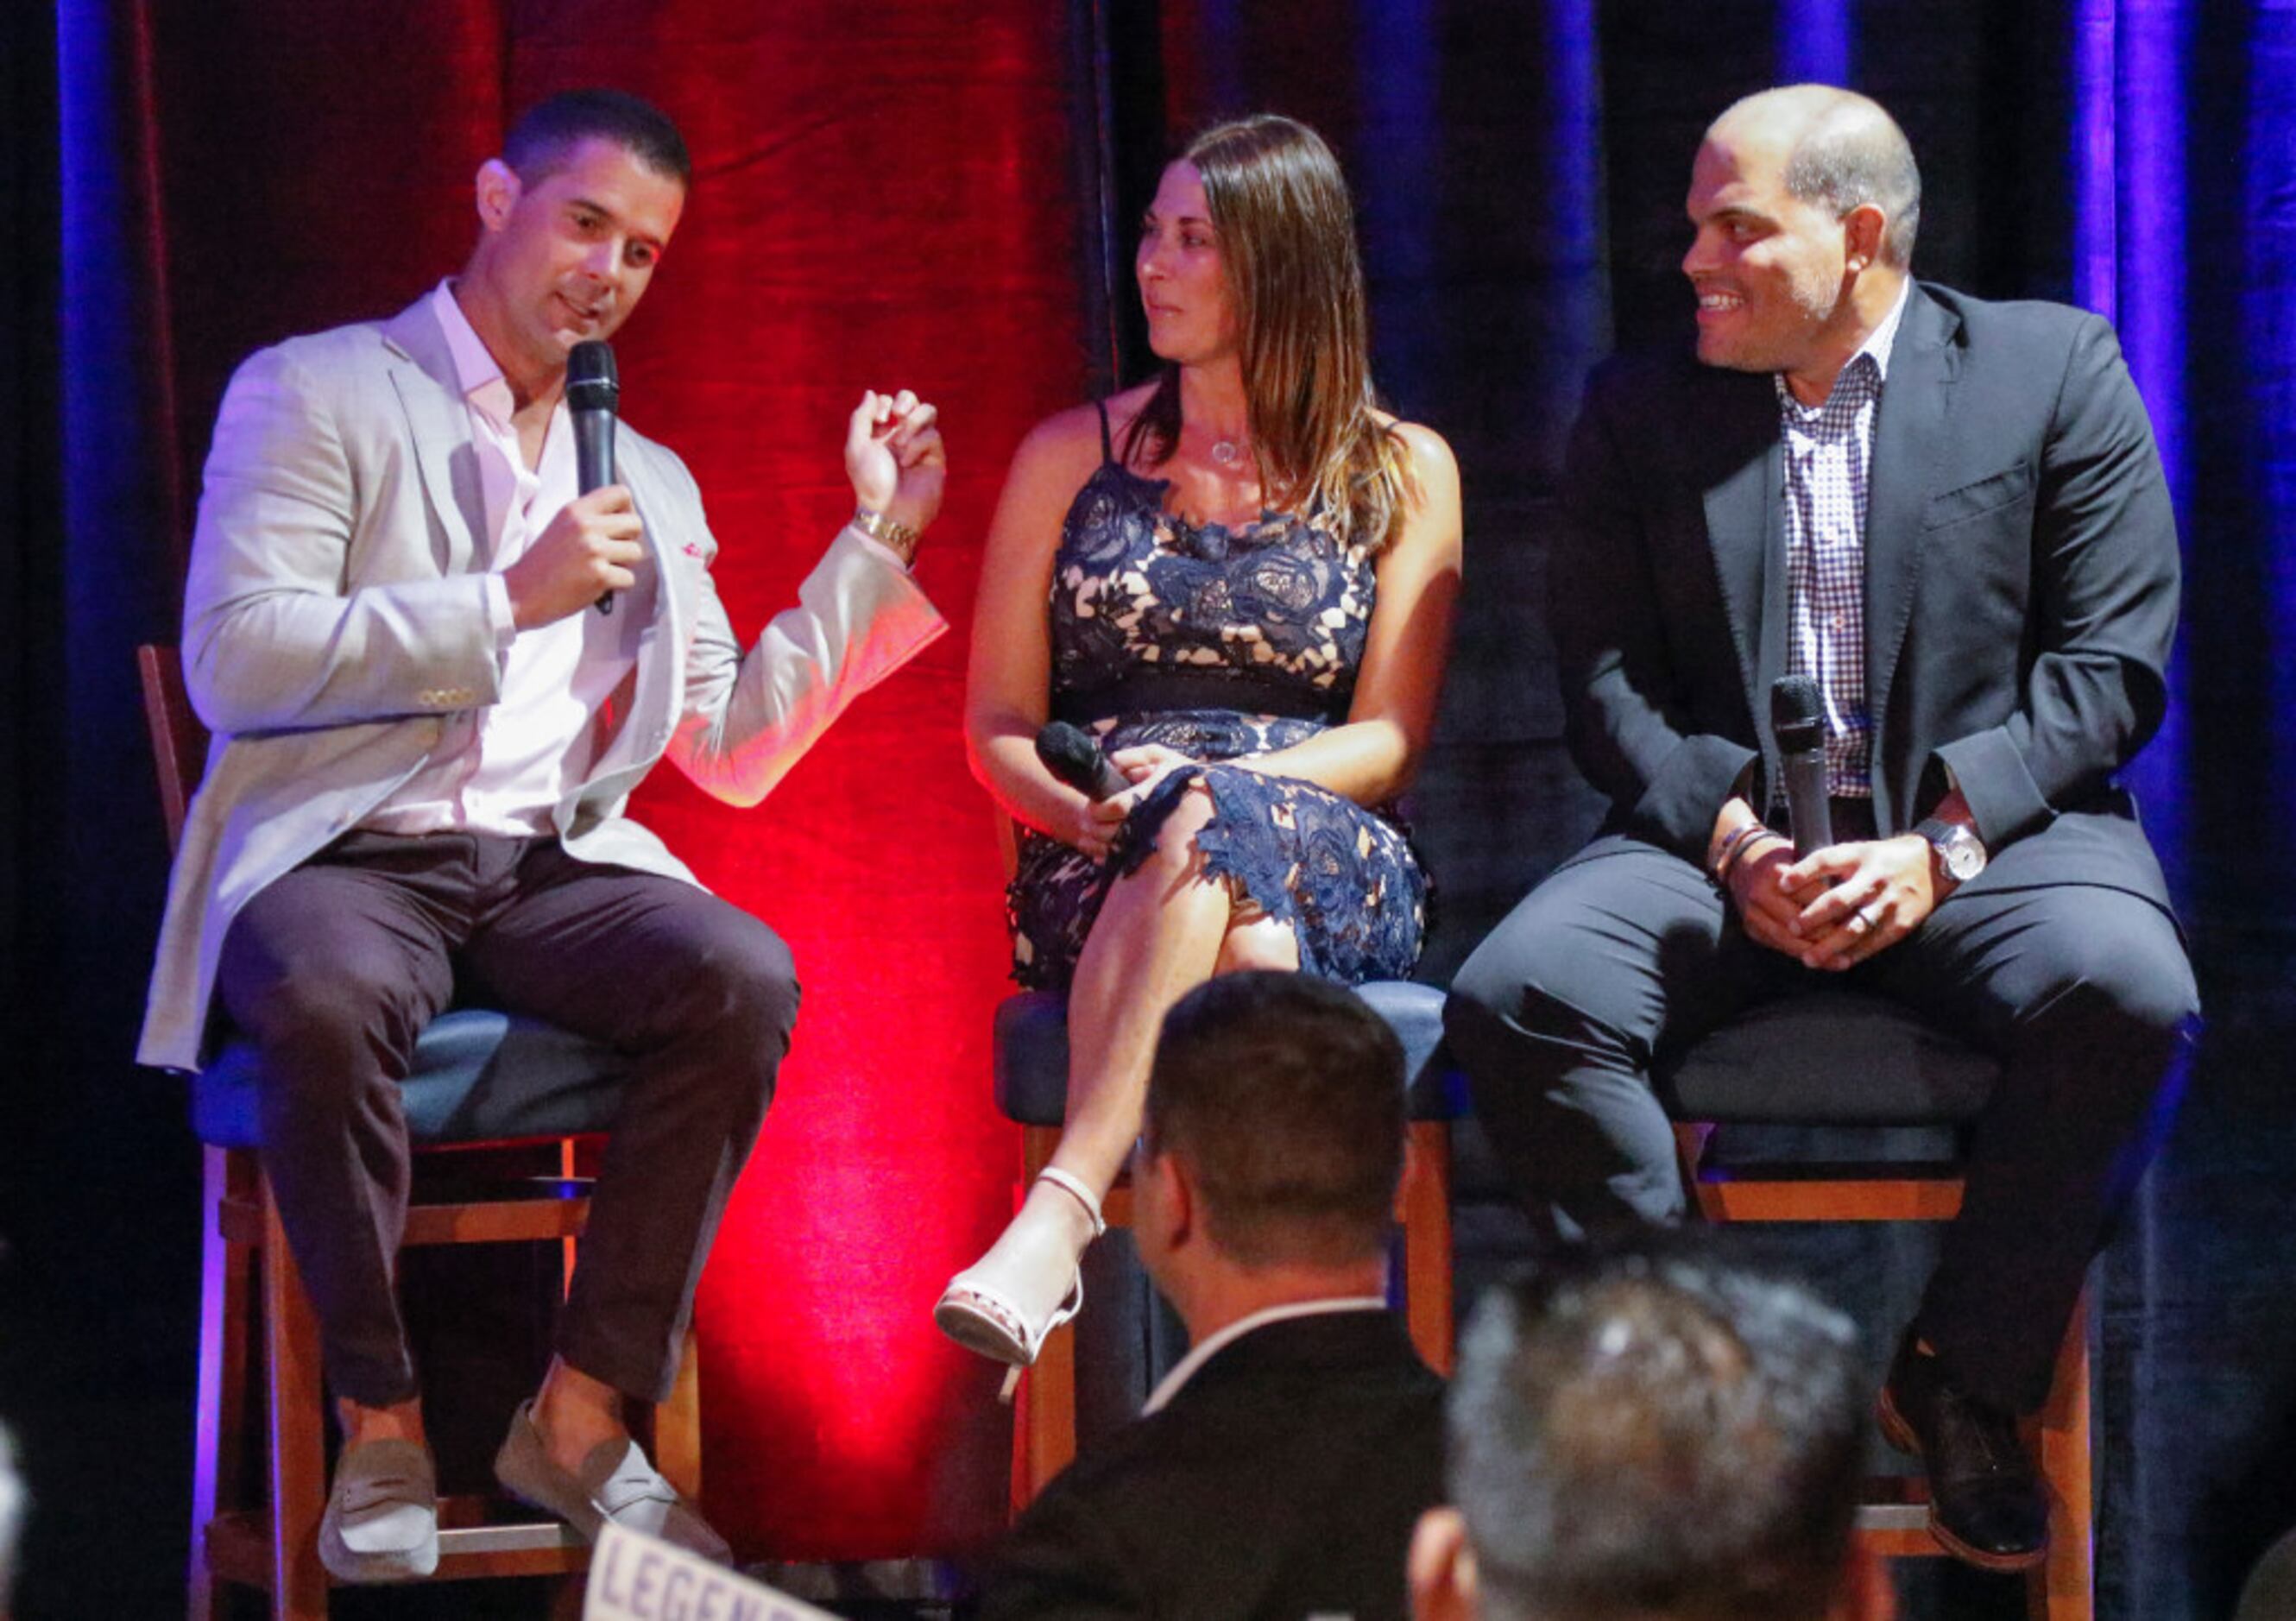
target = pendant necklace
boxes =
[1210,437,1246,467]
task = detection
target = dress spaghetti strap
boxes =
[1094,399,1115,466]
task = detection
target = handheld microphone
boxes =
[566,340,620,615]
[1035,721,1131,802]
[1770,675,1833,857]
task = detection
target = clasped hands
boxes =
[1069,742,1198,861]
[504,388,944,630]
[1727,831,1946,971]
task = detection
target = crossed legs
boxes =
[939,785,1298,1363]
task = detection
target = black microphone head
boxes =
[1771,674,1826,753]
[566,340,619,413]
[1034,722,1106,792]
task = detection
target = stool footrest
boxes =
[207,1498,592,1589]
[1854,1506,1947,1556]
[218,1190,594,1247]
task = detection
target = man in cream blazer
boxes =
[138,90,945,1575]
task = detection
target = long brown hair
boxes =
[1123,115,1413,553]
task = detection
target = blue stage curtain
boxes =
[16,0,2296,1612]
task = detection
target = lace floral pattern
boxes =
[1010,458,1427,991]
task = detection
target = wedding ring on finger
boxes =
[1851,903,1883,933]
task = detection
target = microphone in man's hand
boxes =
[1770,674,1833,856]
[567,339,620,615]
[1035,721,1131,802]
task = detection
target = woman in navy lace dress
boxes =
[935,116,1462,1372]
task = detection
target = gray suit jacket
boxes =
[140,295,944,1071]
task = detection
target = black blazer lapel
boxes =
[1692,366,1786,799]
[1863,285,1961,830]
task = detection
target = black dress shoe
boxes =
[1877,1331,2049,1572]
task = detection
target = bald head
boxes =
[1712,85,1921,267]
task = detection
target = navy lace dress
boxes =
[1008,407,1428,991]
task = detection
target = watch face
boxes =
[1921,820,1984,881]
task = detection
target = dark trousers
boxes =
[215,831,798,1408]
[1444,830,2197,1414]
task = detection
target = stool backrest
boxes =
[137,644,208,855]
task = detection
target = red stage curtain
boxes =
[142,0,1091,1558]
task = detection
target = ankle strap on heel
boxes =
[1036,1166,1107,1238]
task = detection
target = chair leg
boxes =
[1670,1122,1727,1222]
[190,1147,252,1621]
[260,1176,330,1620]
[558,1138,581,1295]
[654,1328,703,1501]
[1024,1319,1081,1509]
[1013,1126,1076,1510]
[1400,1122,1454,1376]
[2029,1292,2094,1621]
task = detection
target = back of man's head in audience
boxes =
[1409,1238,1890,1621]
[1138,971,1405,1289]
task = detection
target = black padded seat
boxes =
[192,1010,632,1150]
[1654,987,2000,1126]
[993,981,1467,1126]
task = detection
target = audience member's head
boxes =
[1134,972,1406,1321]
[1410,1237,1889,1621]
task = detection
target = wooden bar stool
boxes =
[142,645,703,1620]
[1656,985,2093,1621]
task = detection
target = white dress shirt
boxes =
[1140,1296,1389,1416]
[362,281,640,836]
[1774,276,1912,799]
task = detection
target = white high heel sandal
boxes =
[934,1166,1107,1401]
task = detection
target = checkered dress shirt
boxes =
[1775,286,1908,798]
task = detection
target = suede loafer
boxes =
[319,1437,438,1582]
[494,1400,729,1563]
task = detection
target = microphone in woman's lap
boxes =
[1036,721,1131,800]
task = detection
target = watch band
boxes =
[1914,817,1986,884]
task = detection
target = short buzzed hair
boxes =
[1142,972,1405,1269]
[1778,88,1921,267]
[1447,1239,1866,1621]
[503,87,691,191]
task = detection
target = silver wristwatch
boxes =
[1914,817,1987,885]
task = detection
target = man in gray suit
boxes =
[137,89,947,1576]
[1445,85,2196,1572]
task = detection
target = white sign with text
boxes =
[583,1523,840,1621]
